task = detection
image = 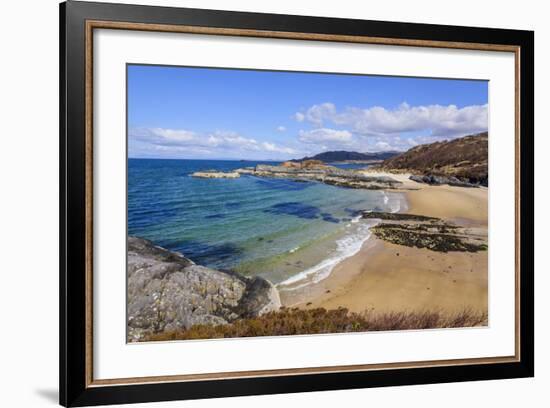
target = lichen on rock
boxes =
[127,236,281,342]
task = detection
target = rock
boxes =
[280,161,302,168]
[127,237,281,342]
[362,211,438,222]
[363,212,488,252]
[235,167,255,175]
[300,159,324,168]
[236,277,282,317]
[409,174,481,188]
[378,132,488,186]
[280,160,327,169]
[232,164,404,190]
[191,171,240,178]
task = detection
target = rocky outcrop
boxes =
[363,211,488,252]
[191,171,240,178]
[296,150,400,163]
[279,160,325,169]
[280,161,302,169]
[379,132,488,186]
[127,236,281,342]
[234,164,404,190]
[362,212,438,222]
[410,174,484,188]
[234,167,256,175]
[300,159,325,168]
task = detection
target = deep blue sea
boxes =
[128,159,404,289]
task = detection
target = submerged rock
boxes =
[127,236,281,341]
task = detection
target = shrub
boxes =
[145,307,487,342]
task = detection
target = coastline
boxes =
[280,172,488,315]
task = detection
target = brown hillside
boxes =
[380,132,488,185]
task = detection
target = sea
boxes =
[128,159,406,290]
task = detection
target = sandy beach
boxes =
[280,172,488,315]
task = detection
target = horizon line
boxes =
[127,148,408,162]
[127,157,285,162]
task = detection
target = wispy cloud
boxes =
[293,112,305,122]
[298,128,353,144]
[129,127,296,159]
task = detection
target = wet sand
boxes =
[280,173,488,315]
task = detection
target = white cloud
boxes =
[129,127,297,159]
[295,127,418,153]
[294,102,488,138]
[149,128,195,142]
[261,141,296,154]
[295,103,337,127]
[298,128,353,145]
[276,125,286,132]
[375,141,391,150]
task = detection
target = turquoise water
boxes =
[128,159,404,287]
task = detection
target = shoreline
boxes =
[280,172,488,315]
[275,190,406,292]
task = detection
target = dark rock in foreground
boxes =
[127,236,281,342]
[363,211,488,252]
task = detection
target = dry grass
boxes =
[380,132,488,184]
[145,307,487,342]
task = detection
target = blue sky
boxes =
[128,64,488,160]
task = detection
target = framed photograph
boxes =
[60,1,534,406]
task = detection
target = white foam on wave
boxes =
[277,191,407,291]
[383,191,403,214]
[277,219,378,291]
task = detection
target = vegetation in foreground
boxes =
[144,307,488,341]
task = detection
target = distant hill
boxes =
[380,132,488,185]
[296,150,400,163]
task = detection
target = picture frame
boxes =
[60,1,534,406]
